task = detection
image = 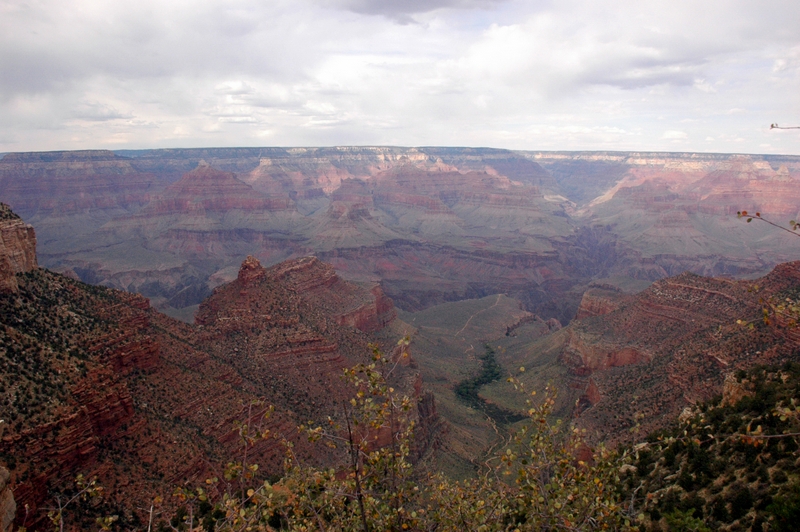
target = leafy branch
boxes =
[737,211,800,238]
[43,475,116,532]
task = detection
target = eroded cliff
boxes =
[6,148,798,326]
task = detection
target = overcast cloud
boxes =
[1,0,798,153]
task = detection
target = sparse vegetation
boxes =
[454,344,502,407]
[618,363,800,531]
[0,269,118,430]
[0,203,21,221]
[6,198,800,531]
[454,344,525,424]
[160,358,629,532]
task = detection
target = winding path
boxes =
[455,294,503,338]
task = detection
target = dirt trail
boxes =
[454,294,502,338]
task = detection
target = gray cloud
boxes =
[321,0,509,19]
[71,102,134,122]
[0,0,799,153]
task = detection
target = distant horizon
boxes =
[3,145,800,160]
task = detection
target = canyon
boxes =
[472,260,800,447]
[396,258,800,472]
[3,147,800,528]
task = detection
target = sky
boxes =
[1,0,799,154]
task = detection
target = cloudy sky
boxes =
[1,0,799,154]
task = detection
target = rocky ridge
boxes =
[476,259,800,450]
[575,285,628,319]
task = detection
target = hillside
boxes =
[3,146,800,528]
[394,257,800,454]
[619,362,800,531]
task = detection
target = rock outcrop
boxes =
[575,286,626,319]
[0,467,14,532]
[720,372,755,407]
[0,204,37,292]
[265,256,397,332]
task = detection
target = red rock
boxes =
[143,163,294,215]
[0,151,159,218]
[0,209,435,529]
[555,261,800,445]
[0,204,37,292]
[720,373,754,407]
[238,255,266,284]
[0,467,14,532]
[575,286,626,320]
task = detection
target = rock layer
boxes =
[3,147,800,325]
[575,286,627,320]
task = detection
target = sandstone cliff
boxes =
[2,148,580,322]
[5,147,800,330]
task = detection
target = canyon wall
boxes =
[2,148,799,324]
